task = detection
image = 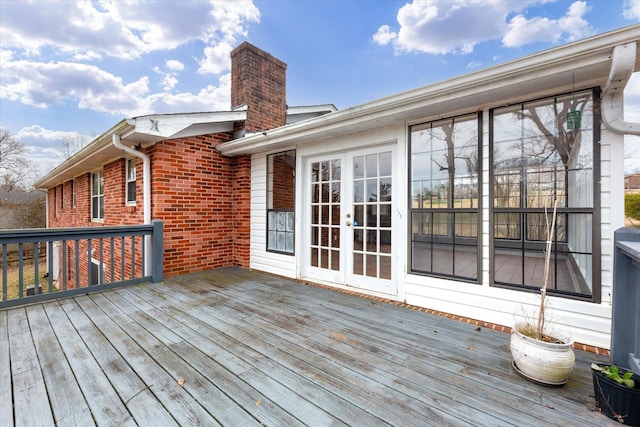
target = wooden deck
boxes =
[0,267,612,426]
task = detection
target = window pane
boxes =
[266,150,296,254]
[408,107,480,284]
[491,90,594,298]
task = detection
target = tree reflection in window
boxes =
[492,90,595,298]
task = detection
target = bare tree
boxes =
[0,128,37,192]
[57,134,91,160]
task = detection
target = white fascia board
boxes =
[128,111,247,141]
[218,25,640,156]
[286,104,338,114]
[35,120,132,189]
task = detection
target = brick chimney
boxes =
[231,42,287,132]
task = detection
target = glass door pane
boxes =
[310,159,341,271]
[351,151,392,280]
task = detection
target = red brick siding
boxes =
[231,42,287,131]
[47,43,288,280]
[149,133,251,276]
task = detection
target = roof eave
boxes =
[35,111,247,189]
[217,25,640,157]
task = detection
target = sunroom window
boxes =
[491,89,597,299]
[409,113,481,281]
[267,150,295,254]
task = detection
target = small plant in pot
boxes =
[591,363,640,426]
[510,199,576,386]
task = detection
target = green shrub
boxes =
[626,193,640,221]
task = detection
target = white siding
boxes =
[246,103,618,350]
[249,153,297,278]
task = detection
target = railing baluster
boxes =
[99,238,104,285]
[33,242,39,295]
[47,241,54,293]
[130,236,135,280]
[110,237,115,283]
[88,238,93,287]
[120,236,125,281]
[62,240,67,291]
[2,244,7,301]
[18,243,24,298]
[75,239,80,289]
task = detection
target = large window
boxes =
[491,89,597,299]
[409,113,481,281]
[126,158,136,204]
[267,150,295,254]
[91,170,104,221]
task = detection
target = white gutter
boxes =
[602,41,640,136]
[112,134,152,276]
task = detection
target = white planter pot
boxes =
[510,324,575,386]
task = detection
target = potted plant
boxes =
[591,363,640,426]
[510,199,576,385]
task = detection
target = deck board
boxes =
[7,308,55,427]
[44,300,135,426]
[0,267,613,426]
[25,304,95,427]
[56,298,178,427]
[0,310,14,427]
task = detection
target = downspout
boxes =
[112,134,152,276]
[601,41,640,136]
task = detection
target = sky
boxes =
[1,0,639,177]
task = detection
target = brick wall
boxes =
[47,42,288,280]
[231,42,287,132]
[150,133,246,276]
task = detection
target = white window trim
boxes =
[72,178,76,208]
[126,158,137,206]
[91,170,104,222]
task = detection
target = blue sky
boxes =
[1,0,639,175]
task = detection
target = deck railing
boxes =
[611,227,640,375]
[0,220,163,309]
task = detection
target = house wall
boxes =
[46,42,288,281]
[47,131,253,281]
[248,106,619,350]
[249,153,297,277]
[149,133,246,276]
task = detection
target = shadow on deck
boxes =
[0,267,611,426]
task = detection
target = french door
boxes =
[305,146,395,295]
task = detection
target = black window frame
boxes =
[408,112,483,282]
[489,88,601,302]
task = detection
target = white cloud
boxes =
[1,59,149,110]
[0,0,260,64]
[624,0,640,20]
[1,56,230,116]
[198,41,234,74]
[503,1,594,47]
[16,125,89,144]
[373,0,596,55]
[372,0,518,54]
[372,25,397,46]
[140,73,232,114]
[166,60,185,71]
